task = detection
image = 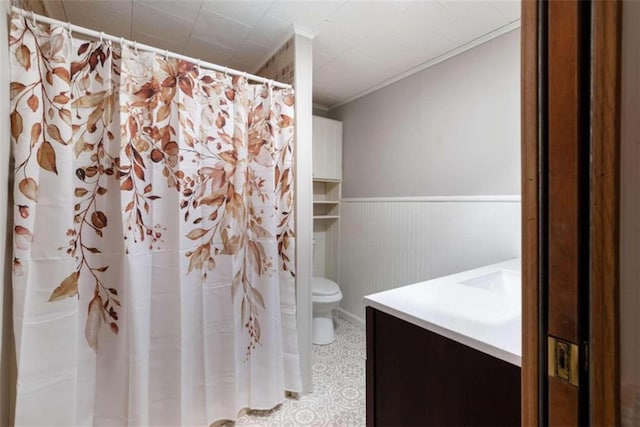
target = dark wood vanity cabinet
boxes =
[366,307,521,427]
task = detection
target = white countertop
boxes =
[364,259,522,366]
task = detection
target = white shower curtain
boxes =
[9,15,300,425]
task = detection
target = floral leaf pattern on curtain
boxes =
[9,17,296,360]
[10,18,124,347]
[273,91,296,277]
[118,48,188,250]
[10,15,301,425]
[68,40,122,342]
[10,19,70,261]
[118,47,296,356]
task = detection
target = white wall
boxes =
[257,31,314,396]
[293,32,314,395]
[330,29,521,198]
[620,1,640,425]
[337,197,520,324]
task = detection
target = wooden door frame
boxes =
[521,0,540,424]
[590,0,622,424]
[521,0,622,425]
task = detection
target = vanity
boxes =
[364,260,521,427]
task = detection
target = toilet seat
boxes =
[312,277,340,296]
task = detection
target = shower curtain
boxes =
[9,15,300,426]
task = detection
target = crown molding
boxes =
[328,19,521,110]
[293,25,316,40]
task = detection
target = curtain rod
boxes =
[8,6,293,90]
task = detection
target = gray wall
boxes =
[330,29,521,198]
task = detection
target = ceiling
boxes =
[42,0,521,109]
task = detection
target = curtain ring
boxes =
[99,31,104,43]
[197,59,201,70]
[119,37,125,49]
[133,41,138,53]
[243,71,248,81]
[224,66,228,77]
[67,21,72,36]
[30,11,35,26]
[164,49,169,60]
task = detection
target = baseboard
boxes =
[335,307,365,329]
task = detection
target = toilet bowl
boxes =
[312,276,343,345]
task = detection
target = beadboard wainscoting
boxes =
[337,196,521,325]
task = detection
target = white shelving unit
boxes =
[313,178,341,282]
[312,116,342,284]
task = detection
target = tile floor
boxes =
[236,316,366,426]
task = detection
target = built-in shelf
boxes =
[313,187,340,277]
[313,215,340,220]
[313,201,339,217]
[312,178,342,183]
[313,179,340,219]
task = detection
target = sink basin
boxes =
[458,270,521,296]
[364,258,522,365]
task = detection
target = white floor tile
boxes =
[235,317,366,426]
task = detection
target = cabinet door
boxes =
[312,116,342,180]
[328,120,342,180]
[367,308,520,426]
[312,116,327,179]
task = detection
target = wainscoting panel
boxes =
[338,197,521,322]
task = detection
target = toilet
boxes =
[311,276,343,345]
